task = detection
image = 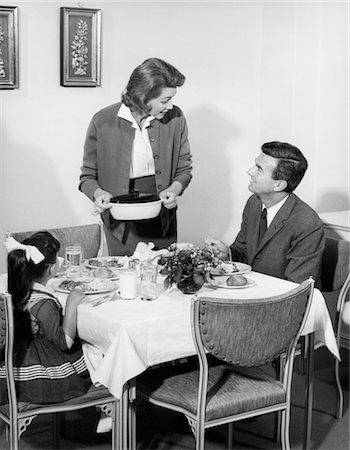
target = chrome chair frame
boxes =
[320,237,350,419]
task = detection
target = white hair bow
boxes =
[4,236,45,265]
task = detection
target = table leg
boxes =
[128,380,137,450]
[303,333,315,450]
[121,385,129,450]
[112,400,121,450]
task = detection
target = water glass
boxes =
[140,262,158,300]
[65,246,82,278]
[119,268,138,299]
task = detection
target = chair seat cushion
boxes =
[0,384,114,415]
[138,361,286,421]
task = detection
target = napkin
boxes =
[132,242,169,262]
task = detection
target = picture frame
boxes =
[0,6,19,89]
[60,7,101,87]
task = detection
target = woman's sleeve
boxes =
[79,117,101,201]
[174,116,193,190]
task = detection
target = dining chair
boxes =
[320,237,350,419]
[135,278,314,450]
[10,221,105,260]
[0,293,118,450]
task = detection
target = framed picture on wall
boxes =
[0,6,19,89]
[60,7,101,87]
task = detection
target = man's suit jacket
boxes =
[230,193,325,286]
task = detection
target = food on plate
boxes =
[87,259,102,267]
[58,280,86,291]
[215,261,239,275]
[87,258,124,269]
[57,278,115,293]
[226,274,247,286]
[94,266,115,279]
[106,259,124,268]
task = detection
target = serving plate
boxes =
[53,277,117,294]
[209,278,256,290]
[211,261,252,276]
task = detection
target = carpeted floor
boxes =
[1,348,348,450]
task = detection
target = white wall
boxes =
[0,1,348,273]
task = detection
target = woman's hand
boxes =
[93,189,113,214]
[204,236,230,261]
[159,190,178,209]
[159,181,183,209]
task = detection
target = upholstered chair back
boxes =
[11,223,104,260]
[194,280,313,367]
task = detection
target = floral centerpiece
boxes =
[157,243,221,294]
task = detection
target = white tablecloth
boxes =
[0,271,338,399]
[54,271,339,399]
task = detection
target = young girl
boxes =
[0,231,91,404]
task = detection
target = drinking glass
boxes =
[65,246,82,278]
[140,262,158,300]
[119,268,138,299]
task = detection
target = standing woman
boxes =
[79,57,193,256]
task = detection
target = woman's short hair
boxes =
[262,141,308,192]
[122,57,185,114]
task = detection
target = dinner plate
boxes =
[53,277,118,295]
[85,256,127,270]
[209,278,256,289]
[211,261,252,276]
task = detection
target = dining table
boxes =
[0,260,340,450]
[46,263,340,450]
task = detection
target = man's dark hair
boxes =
[262,141,308,192]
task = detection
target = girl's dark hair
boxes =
[122,57,185,114]
[262,141,308,192]
[8,231,60,309]
[8,231,60,363]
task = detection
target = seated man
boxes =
[206,141,325,286]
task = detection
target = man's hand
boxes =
[204,236,230,261]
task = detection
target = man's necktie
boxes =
[258,208,267,245]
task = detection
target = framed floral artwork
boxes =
[60,7,101,87]
[0,6,19,89]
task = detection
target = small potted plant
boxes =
[158,243,221,294]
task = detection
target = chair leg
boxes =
[10,422,19,450]
[273,357,284,443]
[334,357,344,419]
[281,409,291,450]
[52,414,61,449]
[296,337,306,375]
[274,412,282,443]
[196,423,205,450]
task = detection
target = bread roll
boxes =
[226,274,247,286]
[94,266,114,279]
